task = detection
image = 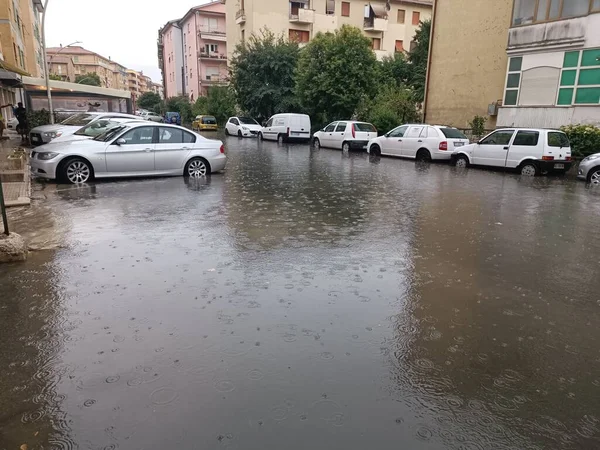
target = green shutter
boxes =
[507,73,520,88]
[560,70,577,86]
[578,68,600,86]
[563,51,580,68]
[509,57,522,72]
[557,88,574,105]
[504,89,518,106]
[581,49,600,67]
[575,87,600,104]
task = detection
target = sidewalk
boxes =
[0,130,30,207]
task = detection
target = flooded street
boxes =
[2,135,600,449]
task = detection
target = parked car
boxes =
[192,115,218,131]
[164,112,181,125]
[142,112,164,122]
[452,128,572,176]
[30,122,226,184]
[577,153,600,184]
[29,112,138,146]
[225,116,261,137]
[50,118,144,143]
[367,124,469,161]
[6,117,18,129]
[258,113,311,143]
[313,121,377,151]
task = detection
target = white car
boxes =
[51,118,144,143]
[452,128,572,176]
[225,116,262,137]
[367,124,470,161]
[258,113,311,143]
[312,121,377,152]
[29,112,139,146]
[30,122,226,184]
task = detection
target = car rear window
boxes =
[440,127,468,139]
[62,113,95,126]
[202,116,217,124]
[548,132,570,148]
[354,123,376,132]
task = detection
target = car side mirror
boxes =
[115,138,126,145]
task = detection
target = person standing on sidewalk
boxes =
[12,102,28,141]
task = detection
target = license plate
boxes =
[291,132,299,136]
[454,142,464,147]
[554,163,565,169]
[31,136,39,142]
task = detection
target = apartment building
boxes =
[158,1,227,100]
[225,0,431,61]
[0,0,44,77]
[425,0,600,129]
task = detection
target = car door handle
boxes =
[503,146,509,150]
[144,148,153,152]
[417,140,423,143]
[398,139,402,142]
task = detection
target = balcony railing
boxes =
[364,17,388,32]
[198,50,227,61]
[236,9,246,24]
[289,8,315,23]
[203,75,228,85]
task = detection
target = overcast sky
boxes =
[46,0,208,83]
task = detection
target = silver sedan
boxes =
[30,122,226,184]
[577,153,600,184]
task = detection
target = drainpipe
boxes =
[41,0,54,123]
[195,11,201,97]
[422,0,437,123]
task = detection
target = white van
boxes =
[258,113,311,143]
[452,128,573,176]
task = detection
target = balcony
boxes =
[199,28,227,42]
[364,17,388,32]
[202,75,228,86]
[198,50,228,62]
[236,9,245,24]
[289,8,315,24]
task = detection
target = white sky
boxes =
[46,0,208,83]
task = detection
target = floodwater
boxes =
[1,135,600,449]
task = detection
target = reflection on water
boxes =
[1,134,599,449]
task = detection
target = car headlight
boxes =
[55,131,63,137]
[43,131,57,138]
[242,127,248,131]
[37,152,59,160]
[582,154,600,163]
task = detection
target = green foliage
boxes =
[407,19,430,102]
[165,96,193,124]
[560,124,600,157]
[137,92,162,112]
[230,28,300,122]
[356,84,420,135]
[48,74,63,81]
[206,86,236,124]
[379,52,411,87]
[192,96,209,117]
[75,72,101,86]
[26,110,70,129]
[296,25,377,125]
[469,115,487,138]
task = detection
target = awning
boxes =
[0,60,29,77]
[366,3,388,18]
[0,70,23,87]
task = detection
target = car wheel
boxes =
[278,134,285,144]
[62,158,93,184]
[258,132,263,141]
[370,144,381,157]
[238,130,243,138]
[455,155,469,168]
[225,127,230,136]
[185,157,210,178]
[342,142,350,152]
[520,162,538,177]
[313,138,321,150]
[416,149,431,162]
[588,168,600,185]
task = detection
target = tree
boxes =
[296,25,378,127]
[192,96,209,117]
[230,28,300,122]
[356,84,420,135]
[137,92,162,111]
[379,52,411,88]
[49,74,63,81]
[407,19,431,102]
[206,86,236,124]
[165,96,193,124]
[75,72,101,86]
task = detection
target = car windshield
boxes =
[202,116,217,124]
[94,125,127,142]
[239,117,258,125]
[354,123,376,132]
[61,113,96,126]
[548,132,570,148]
[440,128,468,139]
[74,120,121,137]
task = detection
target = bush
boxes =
[560,124,600,158]
[469,115,487,139]
[356,84,419,135]
[26,109,70,129]
[165,96,193,124]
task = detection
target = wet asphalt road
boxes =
[1,134,600,450]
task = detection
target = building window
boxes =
[241,29,245,42]
[513,0,592,26]
[397,9,405,23]
[412,11,420,25]
[326,0,335,15]
[289,29,310,43]
[341,2,350,16]
[504,56,522,106]
[409,40,417,52]
[395,40,404,52]
[558,49,600,105]
[372,38,381,50]
[205,43,219,54]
